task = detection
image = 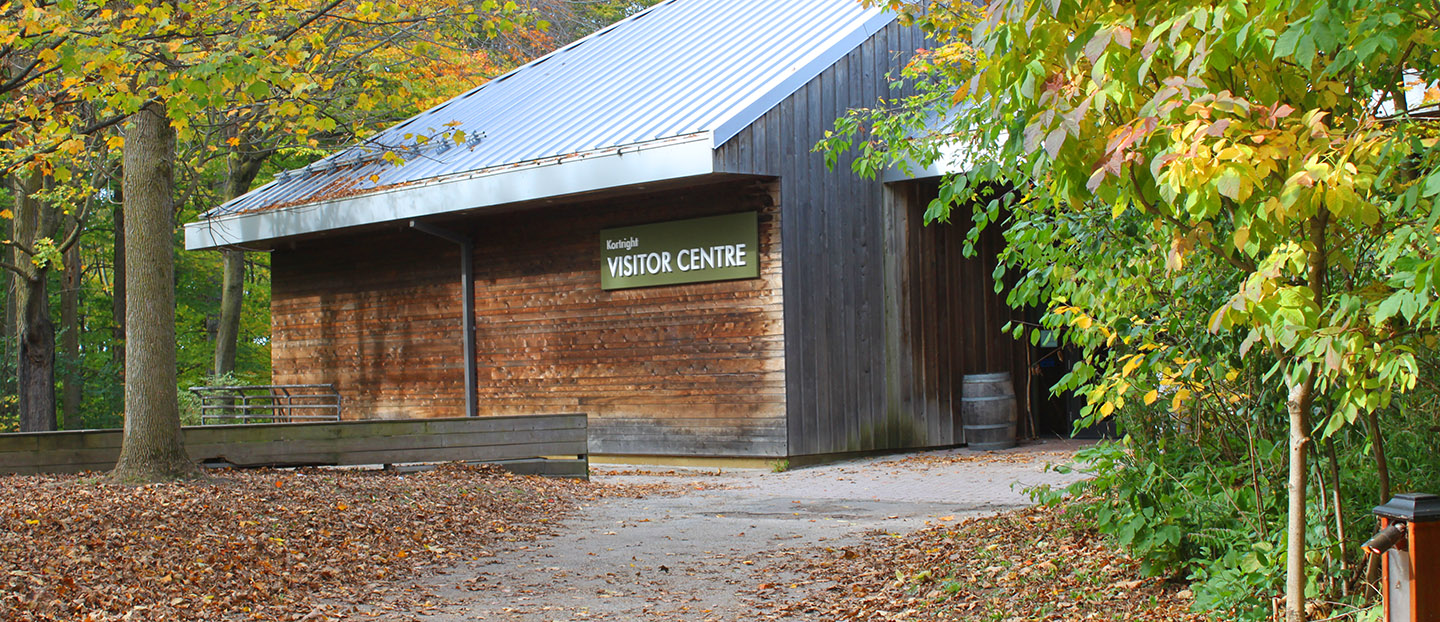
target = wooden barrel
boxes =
[961,372,1017,450]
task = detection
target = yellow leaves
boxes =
[1216,146,1245,161]
[1170,388,1192,412]
[1232,226,1250,253]
[226,136,241,147]
[1143,389,1158,405]
[1119,354,1143,378]
[1165,233,1189,272]
[0,210,13,220]
[37,48,57,64]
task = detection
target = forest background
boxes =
[0,0,658,434]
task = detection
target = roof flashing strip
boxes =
[184,133,716,250]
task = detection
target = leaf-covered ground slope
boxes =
[760,503,1207,621]
[0,464,588,621]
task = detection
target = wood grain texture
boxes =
[714,18,1032,456]
[270,179,786,457]
[0,414,588,478]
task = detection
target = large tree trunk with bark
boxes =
[61,236,82,430]
[16,274,55,432]
[109,102,199,482]
[12,173,56,432]
[212,153,266,378]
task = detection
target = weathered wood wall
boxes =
[716,20,1030,456]
[0,414,588,477]
[271,179,787,457]
[884,180,1033,446]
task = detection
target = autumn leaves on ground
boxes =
[0,465,582,621]
[1,462,1202,622]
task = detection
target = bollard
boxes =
[1365,493,1440,622]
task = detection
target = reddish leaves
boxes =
[761,504,1207,621]
[0,465,585,621]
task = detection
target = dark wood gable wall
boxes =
[716,20,1031,456]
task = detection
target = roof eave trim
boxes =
[709,9,897,148]
[184,132,716,250]
[881,139,986,183]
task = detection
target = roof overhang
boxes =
[184,132,717,250]
[881,140,979,183]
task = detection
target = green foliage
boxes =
[1043,441,1287,619]
[178,371,256,426]
[0,0,652,438]
[825,0,1440,617]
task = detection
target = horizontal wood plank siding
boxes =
[0,415,588,477]
[271,179,786,457]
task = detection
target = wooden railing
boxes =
[0,414,589,479]
[188,384,341,424]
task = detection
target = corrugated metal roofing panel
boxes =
[203,0,893,218]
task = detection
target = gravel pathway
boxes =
[376,439,1093,621]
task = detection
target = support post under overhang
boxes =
[409,220,477,418]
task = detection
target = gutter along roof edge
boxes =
[184,133,716,251]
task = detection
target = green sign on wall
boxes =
[600,212,759,290]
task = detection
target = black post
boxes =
[409,220,477,418]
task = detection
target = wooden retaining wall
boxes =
[0,414,588,478]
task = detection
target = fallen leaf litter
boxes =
[743,502,1208,621]
[0,464,603,622]
[3,452,1208,621]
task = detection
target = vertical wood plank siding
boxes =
[271,179,786,457]
[716,21,1030,456]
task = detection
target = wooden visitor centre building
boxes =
[186,0,1055,461]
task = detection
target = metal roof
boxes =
[200,0,894,222]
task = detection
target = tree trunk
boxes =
[16,274,55,432]
[212,153,266,378]
[61,236,82,430]
[111,202,125,370]
[1324,440,1348,597]
[109,101,199,483]
[212,250,244,377]
[1364,407,1390,501]
[1286,213,1330,622]
[13,173,56,433]
[1363,406,1391,584]
[1285,379,1314,622]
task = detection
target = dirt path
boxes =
[372,439,1092,621]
